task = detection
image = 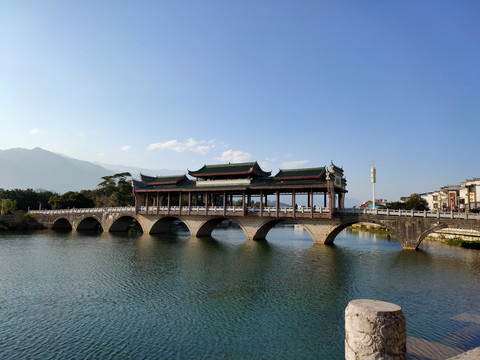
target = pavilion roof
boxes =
[140,174,188,185]
[133,161,345,193]
[274,167,326,181]
[188,162,271,178]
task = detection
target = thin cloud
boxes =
[214,150,252,163]
[259,158,277,170]
[281,160,308,168]
[122,145,132,151]
[147,138,214,155]
[30,129,45,135]
[193,145,210,155]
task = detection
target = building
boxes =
[420,178,480,212]
[461,178,480,211]
[132,162,347,217]
[420,191,444,211]
[359,199,387,209]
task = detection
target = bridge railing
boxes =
[337,208,480,220]
[29,206,480,220]
[137,206,331,215]
[29,206,136,215]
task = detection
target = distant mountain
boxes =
[0,147,181,194]
[92,161,184,178]
[0,147,113,193]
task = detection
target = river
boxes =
[0,226,479,359]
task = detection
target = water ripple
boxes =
[0,230,479,359]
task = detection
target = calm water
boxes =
[0,226,479,359]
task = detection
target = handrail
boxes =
[336,208,480,220]
[29,206,480,220]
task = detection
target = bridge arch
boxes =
[195,217,248,239]
[323,221,404,245]
[52,217,72,230]
[149,217,188,235]
[77,216,103,231]
[416,222,478,247]
[249,219,292,240]
[109,215,141,232]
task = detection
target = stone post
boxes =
[345,299,406,359]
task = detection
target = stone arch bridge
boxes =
[30,207,480,250]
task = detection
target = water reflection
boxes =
[0,228,479,359]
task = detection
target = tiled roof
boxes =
[188,162,271,178]
[140,174,188,185]
[133,162,344,193]
[274,167,326,180]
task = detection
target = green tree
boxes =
[0,189,55,211]
[94,172,134,207]
[385,201,406,210]
[404,194,429,211]
[1,199,17,215]
[48,191,95,209]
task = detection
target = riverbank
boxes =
[426,228,480,249]
[0,213,43,231]
[427,236,480,250]
[350,223,480,250]
[348,223,394,237]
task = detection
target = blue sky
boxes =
[1,0,479,205]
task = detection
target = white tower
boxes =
[371,166,376,209]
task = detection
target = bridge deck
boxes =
[338,208,480,220]
[29,207,480,220]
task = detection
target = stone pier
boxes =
[345,299,406,359]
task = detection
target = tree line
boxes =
[0,173,134,213]
[378,194,429,211]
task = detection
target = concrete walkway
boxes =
[448,347,480,359]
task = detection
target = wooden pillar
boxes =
[260,190,263,217]
[179,191,182,215]
[310,189,314,217]
[223,191,226,216]
[135,194,138,214]
[276,190,279,217]
[146,193,149,215]
[242,191,246,215]
[167,192,170,215]
[188,192,192,215]
[248,194,251,208]
[156,193,159,214]
[324,192,327,207]
[292,189,296,217]
[205,192,208,215]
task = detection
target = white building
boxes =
[420,191,445,211]
[461,178,480,211]
[422,178,480,212]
